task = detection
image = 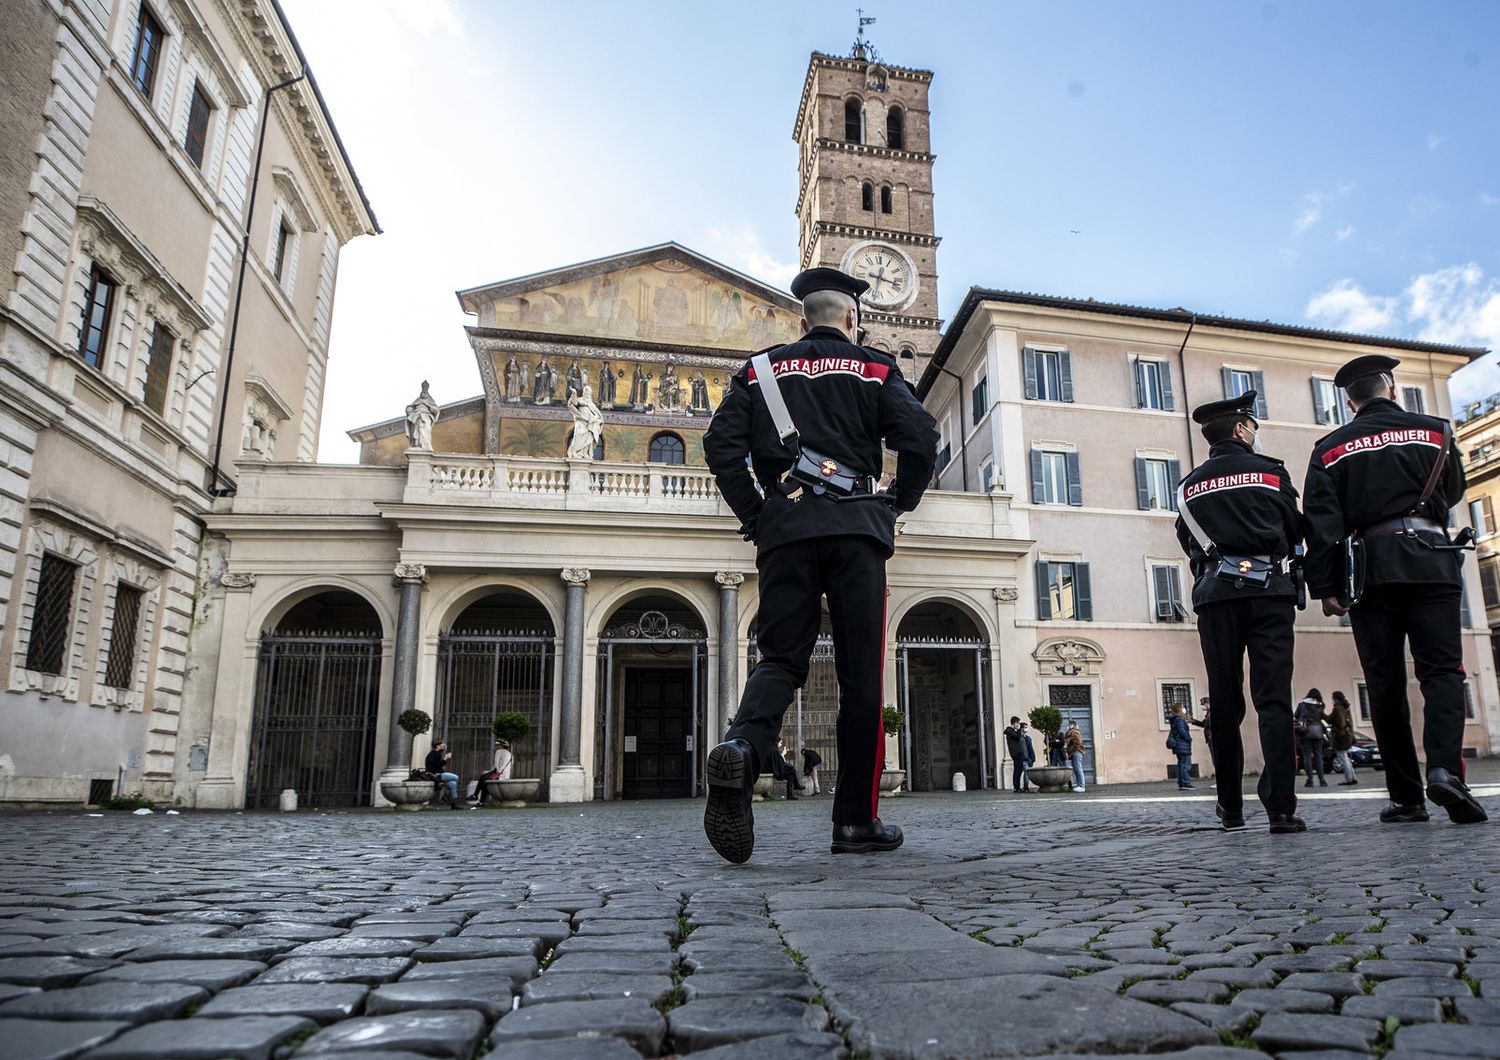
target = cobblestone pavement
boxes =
[1,766,1498,1059]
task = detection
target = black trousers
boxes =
[1349,583,1467,805]
[1011,759,1029,791]
[1196,596,1297,816]
[725,535,887,827]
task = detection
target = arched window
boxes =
[844,97,863,142]
[861,182,874,211]
[648,432,685,465]
[887,106,905,149]
[880,185,892,213]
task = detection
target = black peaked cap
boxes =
[1191,390,1259,425]
[1333,354,1400,389]
[790,267,870,301]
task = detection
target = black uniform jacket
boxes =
[1302,397,1465,598]
[702,325,939,557]
[1174,439,1303,608]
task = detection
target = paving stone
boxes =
[281,938,422,960]
[486,1038,643,1060]
[84,1014,315,1059]
[0,956,117,987]
[767,890,916,912]
[355,912,468,926]
[452,921,569,946]
[1381,943,1468,963]
[125,937,294,961]
[1124,979,1231,1004]
[83,958,266,990]
[0,983,36,1003]
[489,998,666,1053]
[679,944,798,973]
[0,982,207,1023]
[682,971,818,1002]
[364,980,512,1019]
[668,996,832,1051]
[1453,997,1500,1025]
[1373,975,1473,998]
[197,984,369,1023]
[344,924,457,942]
[1185,966,1280,989]
[238,924,344,942]
[1231,987,1336,1014]
[1393,1023,1500,1057]
[253,957,412,985]
[414,935,541,961]
[1340,994,1443,1023]
[467,910,570,926]
[1356,958,1458,979]
[680,1030,848,1060]
[399,956,537,988]
[1259,953,1356,974]
[805,944,1064,984]
[1252,1012,1382,1052]
[553,933,671,954]
[574,919,679,940]
[297,1009,486,1057]
[1277,971,1368,998]
[0,1017,129,1060]
[544,950,677,976]
[1170,1002,1259,1035]
[1094,946,1180,965]
[520,972,673,1005]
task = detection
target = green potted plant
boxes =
[380,708,439,810]
[1025,706,1072,792]
[880,704,907,794]
[485,711,542,806]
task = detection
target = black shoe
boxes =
[1268,813,1307,834]
[1319,778,1328,787]
[449,801,462,810]
[1215,804,1246,830]
[1379,801,1430,824]
[705,739,756,864]
[1339,780,1358,786]
[1304,779,1313,787]
[1179,784,1196,790]
[1426,767,1488,825]
[831,818,904,854]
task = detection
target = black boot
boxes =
[1426,767,1488,825]
[1379,801,1430,824]
[831,818,904,854]
[1267,813,1307,834]
[1215,804,1246,830]
[704,739,756,863]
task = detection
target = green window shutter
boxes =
[1029,449,1045,504]
[1134,457,1150,510]
[1311,378,1329,425]
[1065,451,1083,507]
[1251,371,1267,419]
[1221,367,1234,398]
[1022,348,1038,400]
[1167,460,1182,510]
[1075,563,1094,621]
[1035,561,1053,620]
[1160,362,1175,412]
[1059,350,1074,403]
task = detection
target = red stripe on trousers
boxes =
[870,585,889,820]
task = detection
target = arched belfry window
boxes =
[880,185,892,213]
[648,432,685,465]
[861,182,874,212]
[844,97,863,142]
[887,105,905,149]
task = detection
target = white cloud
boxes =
[1335,226,1355,242]
[1428,132,1445,151]
[700,223,798,290]
[1481,192,1499,208]
[1292,202,1321,236]
[1305,279,1398,333]
[1290,183,1353,238]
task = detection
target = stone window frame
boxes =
[1156,679,1197,730]
[90,552,162,712]
[241,371,294,460]
[9,520,99,702]
[266,168,319,298]
[1145,558,1189,624]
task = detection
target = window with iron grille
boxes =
[104,584,145,690]
[184,81,213,168]
[25,554,78,675]
[88,778,115,805]
[1160,681,1193,725]
[142,322,173,414]
[78,264,116,368]
[130,5,166,99]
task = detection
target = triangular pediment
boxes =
[456,243,802,351]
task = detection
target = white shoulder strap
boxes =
[1176,482,1216,556]
[750,352,799,446]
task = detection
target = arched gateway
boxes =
[896,601,994,792]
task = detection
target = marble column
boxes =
[380,563,427,784]
[550,567,590,802]
[715,571,743,732]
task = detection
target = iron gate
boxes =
[247,632,382,809]
[748,634,841,784]
[897,638,992,791]
[436,633,555,795]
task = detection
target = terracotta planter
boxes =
[879,768,906,795]
[380,779,436,810]
[484,778,541,807]
[1026,765,1074,792]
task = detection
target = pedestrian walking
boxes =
[1020,723,1036,791]
[1167,704,1195,790]
[1295,690,1330,787]
[701,266,939,862]
[1330,691,1358,785]
[1003,716,1029,792]
[801,747,823,795]
[1064,722,1087,793]
[1175,389,1306,834]
[1303,354,1486,825]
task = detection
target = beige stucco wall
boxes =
[0,0,58,306]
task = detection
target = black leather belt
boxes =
[1363,515,1445,538]
[778,474,876,496]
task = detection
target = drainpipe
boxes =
[936,365,969,492]
[206,67,308,497]
[1175,313,1198,467]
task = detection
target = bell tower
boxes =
[792,34,941,378]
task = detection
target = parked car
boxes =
[1324,731,1383,773]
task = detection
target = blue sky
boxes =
[280,0,1500,461]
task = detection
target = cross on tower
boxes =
[852,8,879,62]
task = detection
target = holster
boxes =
[1213,553,1273,588]
[786,444,865,499]
[1343,536,1366,608]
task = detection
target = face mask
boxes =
[1251,434,1264,454]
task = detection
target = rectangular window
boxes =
[1464,682,1476,721]
[129,5,166,99]
[24,554,78,675]
[1481,559,1500,610]
[271,220,294,283]
[1151,564,1187,622]
[1402,386,1425,414]
[1470,495,1495,537]
[1136,456,1181,511]
[104,584,145,689]
[184,81,213,168]
[936,414,953,470]
[142,323,173,415]
[1023,347,1073,402]
[1160,681,1193,725]
[971,374,988,425]
[1031,449,1076,505]
[78,264,116,368]
[1312,377,1351,426]
[980,459,995,493]
[1222,367,1268,419]
[1133,358,1175,411]
[1035,560,1093,621]
[1356,682,1371,723]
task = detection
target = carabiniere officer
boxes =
[1303,354,1487,826]
[701,266,938,864]
[1175,390,1306,834]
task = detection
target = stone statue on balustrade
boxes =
[405,380,440,451]
[567,383,604,461]
[504,355,528,403]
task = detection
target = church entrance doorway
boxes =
[620,667,693,799]
[896,602,993,792]
[247,591,382,809]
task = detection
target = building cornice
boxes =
[793,51,933,142]
[794,141,935,216]
[805,224,940,269]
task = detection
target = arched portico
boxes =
[895,599,994,792]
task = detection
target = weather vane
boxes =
[852,8,880,63]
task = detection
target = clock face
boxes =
[848,245,914,308]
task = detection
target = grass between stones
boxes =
[1116,976,1144,995]
[1462,973,1481,995]
[1370,1014,1401,1058]
[282,1026,318,1053]
[1216,1013,1261,1050]
[786,947,808,971]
